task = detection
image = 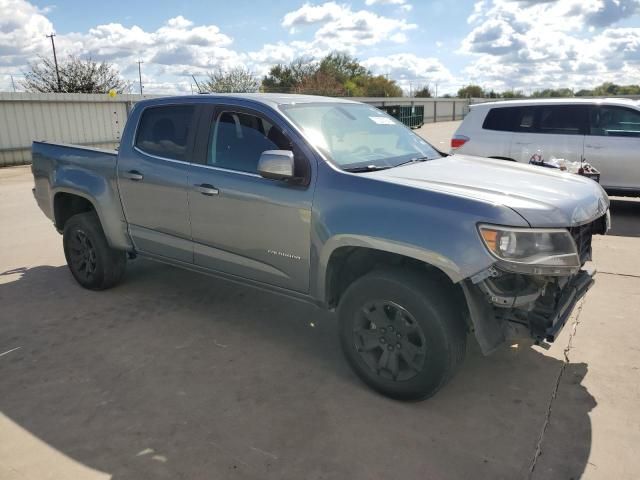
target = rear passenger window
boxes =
[135,105,196,161]
[208,111,290,173]
[590,106,640,137]
[481,106,535,132]
[537,106,586,135]
[482,108,513,131]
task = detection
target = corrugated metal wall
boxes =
[0,93,150,166]
[0,93,471,167]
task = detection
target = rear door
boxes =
[117,104,199,263]
[186,104,315,292]
[509,105,587,165]
[585,105,640,190]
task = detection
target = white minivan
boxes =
[451,98,640,195]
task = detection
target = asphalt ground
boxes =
[1,122,639,479]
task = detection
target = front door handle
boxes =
[123,170,144,181]
[195,183,219,196]
[514,141,532,146]
[585,144,604,150]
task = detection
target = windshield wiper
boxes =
[393,156,431,168]
[343,165,391,173]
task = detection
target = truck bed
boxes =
[31,141,131,251]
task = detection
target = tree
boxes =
[319,52,367,84]
[502,90,525,98]
[530,88,573,98]
[201,67,259,93]
[457,85,484,98]
[297,70,346,96]
[262,57,318,93]
[358,75,403,97]
[414,85,432,98]
[23,56,128,93]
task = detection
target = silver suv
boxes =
[452,98,640,196]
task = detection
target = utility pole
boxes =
[46,33,61,92]
[10,75,16,92]
[137,60,143,95]
[435,83,438,98]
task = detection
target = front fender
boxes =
[315,233,464,304]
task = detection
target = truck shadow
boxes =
[0,262,595,480]
[608,197,640,237]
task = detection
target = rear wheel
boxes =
[63,212,126,290]
[338,268,466,400]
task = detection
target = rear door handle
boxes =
[585,144,604,150]
[123,170,144,181]
[195,183,219,196]
[514,141,532,146]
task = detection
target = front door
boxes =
[117,104,198,263]
[585,105,640,190]
[186,106,315,292]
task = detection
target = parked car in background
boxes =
[32,94,609,401]
[451,98,640,196]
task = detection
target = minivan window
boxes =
[538,105,586,135]
[135,105,196,161]
[590,106,640,137]
[208,111,289,173]
[482,107,514,131]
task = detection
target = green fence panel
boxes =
[378,105,424,128]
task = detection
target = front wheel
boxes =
[63,212,126,290]
[338,268,467,400]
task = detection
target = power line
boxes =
[46,33,61,92]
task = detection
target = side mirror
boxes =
[258,150,295,181]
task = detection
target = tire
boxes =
[62,211,126,290]
[338,268,467,401]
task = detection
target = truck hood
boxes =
[366,154,609,227]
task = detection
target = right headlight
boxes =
[478,224,580,275]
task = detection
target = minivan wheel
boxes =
[338,268,466,401]
[63,212,126,290]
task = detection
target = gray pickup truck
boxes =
[32,94,610,400]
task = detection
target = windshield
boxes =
[279,103,441,170]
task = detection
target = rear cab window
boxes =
[135,105,197,161]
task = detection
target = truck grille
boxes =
[569,222,594,265]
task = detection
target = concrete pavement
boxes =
[0,123,639,479]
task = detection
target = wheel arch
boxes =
[317,235,464,309]
[53,190,98,231]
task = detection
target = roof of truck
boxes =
[138,93,359,109]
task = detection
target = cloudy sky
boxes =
[1,0,639,94]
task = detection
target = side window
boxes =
[135,105,196,161]
[513,107,536,132]
[208,111,290,173]
[590,106,640,137]
[482,108,514,131]
[537,105,586,135]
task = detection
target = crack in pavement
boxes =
[598,271,640,279]
[528,298,586,479]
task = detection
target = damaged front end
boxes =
[462,213,609,355]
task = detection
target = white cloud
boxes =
[281,2,416,50]
[365,0,413,9]
[460,0,640,90]
[363,53,455,92]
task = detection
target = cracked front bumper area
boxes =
[461,265,596,355]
